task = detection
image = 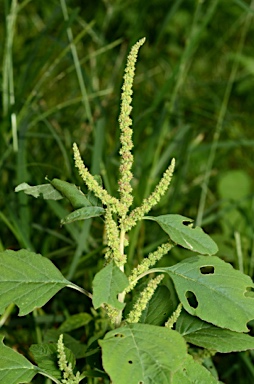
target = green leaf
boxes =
[99,323,188,384]
[59,313,92,332]
[61,206,105,225]
[145,214,218,255]
[0,249,70,316]
[0,336,37,384]
[30,343,61,379]
[92,262,129,310]
[50,178,91,208]
[176,310,254,353]
[172,354,218,384]
[30,341,75,379]
[15,182,63,200]
[162,255,254,332]
[139,285,174,325]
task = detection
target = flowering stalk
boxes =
[125,242,173,293]
[118,37,146,218]
[73,142,123,214]
[165,303,183,329]
[57,334,81,383]
[72,38,175,328]
[126,274,164,324]
[104,207,126,267]
[124,158,175,231]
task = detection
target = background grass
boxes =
[1,0,254,382]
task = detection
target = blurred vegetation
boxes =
[1,0,254,382]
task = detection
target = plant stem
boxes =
[115,227,126,326]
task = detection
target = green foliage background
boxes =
[1,0,254,383]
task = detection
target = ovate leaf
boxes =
[172,354,218,384]
[59,313,92,332]
[0,249,70,316]
[99,323,187,384]
[0,336,37,384]
[176,310,254,353]
[92,262,129,310]
[29,343,61,379]
[15,182,62,200]
[145,214,218,255]
[162,255,254,332]
[61,206,104,225]
[50,179,91,208]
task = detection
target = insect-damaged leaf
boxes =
[161,255,254,332]
[15,179,93,210]
[145,214,218,255]
[99,323,188,384]
[15,182,63,200]
[172,354,218,384]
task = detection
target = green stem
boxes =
[115,227,126,326]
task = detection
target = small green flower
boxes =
[118,37,146,218]
[104,303,121,324]
[124,158,175,231]
[165,303,182,329]
[126,274,164,324]
[57,334,81,384]
[126,242,173,293]
[104,207,126,266]
[73,142,123,214]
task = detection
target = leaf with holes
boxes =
[99,323,188,384]
[159,255,254,332]
[0,336,37,384]
[172,354,218,384]
[15,182,63,200]
[145,214,218,255]
[0,249,70,316]
[92,261,129,310]
[176,310,254,353]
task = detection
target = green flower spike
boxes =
[165,303,183,329]
[57,334,81,384]
[104,207,126,266]
[124,158,175,231]
[118,37,146,218]
[126,274,164,324]
[73,142,123,214]
[125,242,173,293]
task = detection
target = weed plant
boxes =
[1,1,254,383]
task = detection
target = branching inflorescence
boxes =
[73,38,175,325]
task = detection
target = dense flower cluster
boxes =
[125,242,173,293]
[126,274,164,323]
[118,38,146,217]
[57,334,81,384]
[124,158,175,231]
